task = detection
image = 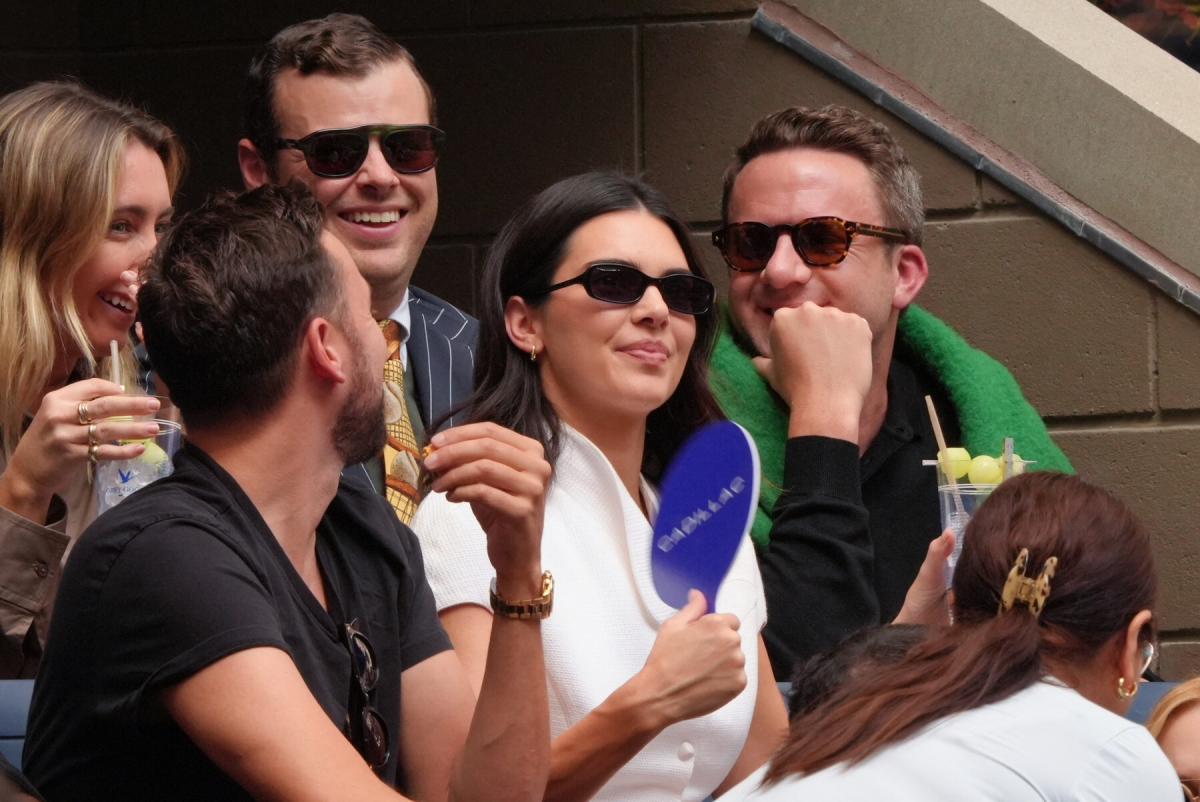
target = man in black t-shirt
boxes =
[25,186,553,801]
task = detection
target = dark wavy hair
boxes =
[766,471,1157,782]
[243,13,436,171]
[139,183,340,429]
[458,171,723,480]
[787,624,927,720]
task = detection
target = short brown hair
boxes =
[243,13,436,164]
[721,105,924,245]
[139,184,341,429]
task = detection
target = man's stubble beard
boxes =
[333,332,387,467]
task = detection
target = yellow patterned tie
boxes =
[379,320,420,524]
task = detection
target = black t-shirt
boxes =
[24,444,451,801]
[759,344,962,679]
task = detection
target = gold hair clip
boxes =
[999,547,1058,617]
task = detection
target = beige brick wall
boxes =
[5,1,1196,676]
[425,9,1200,677]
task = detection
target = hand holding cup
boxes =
[894,529,956,626]
[0,379,160,520]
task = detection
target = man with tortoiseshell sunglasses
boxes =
[708,105,1072,680]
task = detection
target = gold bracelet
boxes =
[489,571,553,619]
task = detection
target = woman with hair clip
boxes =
[0,81,183,676]
[724,470,1180,801]
[412,171,792,801]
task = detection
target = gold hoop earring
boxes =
[1116,677,1138,700]
[530,345,537,362]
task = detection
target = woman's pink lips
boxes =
[98,291,136,319]
[618,340,669,364]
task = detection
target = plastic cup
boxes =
[95,396,182,514]
[934,459,997,589]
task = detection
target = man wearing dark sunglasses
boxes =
[26,185,551,801]
[237,15,476,523]
[709,105,1073,680]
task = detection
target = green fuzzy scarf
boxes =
[708,304,1073,549]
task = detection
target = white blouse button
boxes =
[678,741,695,761]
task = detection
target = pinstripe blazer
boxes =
[406,286,478,430]
[345,286,478,495]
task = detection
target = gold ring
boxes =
[77,400,93,425]
[87,422,98,446]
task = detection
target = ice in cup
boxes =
[95,397,182,514]
[934,460,996,589]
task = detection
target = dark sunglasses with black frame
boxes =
[712,216,912,272]
[535,262,715,316]
[276,124,445,179]
[343,620,390,774]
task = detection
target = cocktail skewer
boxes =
[925,395,965,518]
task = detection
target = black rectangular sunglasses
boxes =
[276,124,445,178]
[539,263,714,316]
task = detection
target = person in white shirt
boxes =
[412,172,791,801]
[724,471,1180,802]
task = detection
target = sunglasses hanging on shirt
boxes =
[343,620,390,773]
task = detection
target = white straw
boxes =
[109,339,121,390]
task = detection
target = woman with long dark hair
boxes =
[413,172,788,800]
[724,471,1179,801]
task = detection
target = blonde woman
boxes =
[1147,676,1200,799]
[0,81,183,676]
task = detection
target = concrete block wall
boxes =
[0,1,80,88]
[3,2,1197,676]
